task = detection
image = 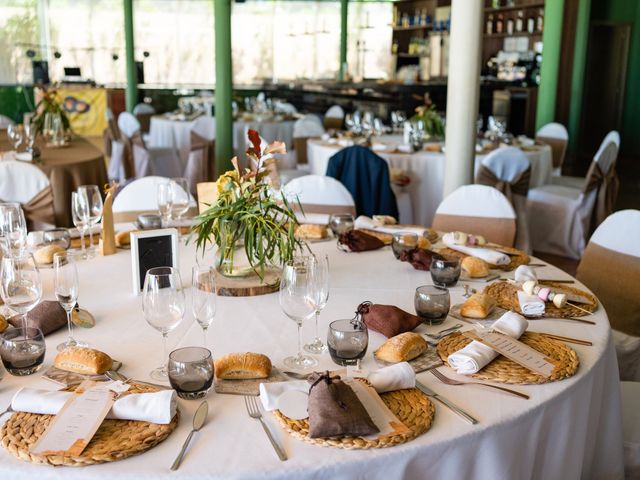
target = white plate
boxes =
[277,390,308,420]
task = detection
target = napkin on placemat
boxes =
[360,302,422,338]
[399,248,439,271]
[8,300,67,335]
[517,291,545,317]
[514,265,537,283]
[338,229,385,252]
[447,311,528,375]
[259,362,415,412]
[11,387,177,425]
[354,216,428,237]
[442,232,510,266]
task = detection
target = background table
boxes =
[234,117,295,167]
[0,234,623,479]
[148,116,216,166]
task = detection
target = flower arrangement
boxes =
[32,86,72,136]
[410,93,445,139]
[193,129,306,279]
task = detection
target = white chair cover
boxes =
[282,175,356,220]
[0,115,15,128]
[117,112,141,138]
[0,160,49,204]
[183,117,216,194]
[132,103,155,115]
[621,381,640,478]
[108,139,127,183]
[293,116,325,138]
[191,116,216,141]
[536,122,569,141]
[113,176,196,220]
[479,147,532,253]
[325,105,345,119]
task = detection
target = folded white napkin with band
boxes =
[354,215,427,237]
[259,362,415,412]
[517,290,545,317]
[514,265,537,283]
[447,312,529,375]
[442,232,510,266]
[11,388,177,425]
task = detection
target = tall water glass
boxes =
[192,266,216,347]
[157,182,173,227]
[0,203,27,256]
[170,178,190,224]
[0,254,42,331]
[280,257,318,370]
[78,185,103,257]
[71,191,90,259]
[304,255,329,354]
[142,267,185,380]
[6,124,23,151]
[53,252,85,351]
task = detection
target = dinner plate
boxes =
[277,390,309,420]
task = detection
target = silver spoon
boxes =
[171,400,208,471]
[282,371,310,380]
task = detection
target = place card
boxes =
[462,330,557,377]
[30,381,129,457]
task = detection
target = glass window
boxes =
[348,2,393,81]
[0,0,40,84]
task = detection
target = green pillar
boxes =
[535,0,564,130]
[338,0,348,81]
[567,0,592,153]
[214,0,233,176]
[123,0,137,112]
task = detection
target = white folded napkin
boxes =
[517,291,545,317]
[447,311,529,375]
[517,135,535,147]
[397,144,412,153]
[11,388,177,425]
[337,139,354,147]
[354,215,427,237]
[259,362,415,412]
[514,265,537,283]
[442,232,510,266]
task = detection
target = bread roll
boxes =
[214,352,272,379]
[373,215,396,225]
[417,236,432,250]
[54,347,113,375]
[34,245,66,265]
[374,332,427,363]
[460,293,495,319]
[0,314,7,333]
[461,256,490,278]
[295,224,328,240]
[115,230,133,247]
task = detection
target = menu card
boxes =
[30,381,129,457]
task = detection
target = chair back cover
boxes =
[133,103,155,115]
[536,122,569,170]
[117,112,141,138]
[594,130,620,160]
[432,184,517,246]
[184,131,214,194]
[576,210,640,337]
[582,141,620,231]
[113,176,195,221]
[0,160,55,227]
[120,131,148,179]
[326,146,398,219]
[191,116,216,141]
[135,112,153,134]
[324,105,345,129]
[0,115,14,128]
[293,116,325,138]
[283,175,356,215]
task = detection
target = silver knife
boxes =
[415,381,479,425]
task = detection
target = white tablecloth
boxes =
[0,236,623,479]
[307,138,553,227]
[148,116,216,166]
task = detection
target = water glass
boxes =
[53,252,85,351]
[415,285,450,326]
[0,327,46,376]
[78,185,103,256]
[392,232,418,259]
[192,266,216,347]
[157,182,173,227]
[327,319,368,367]
[43,228,71,249]
[6,124,23,151]
[0,254,42,331]
[328,214,354,236]
[430,256,461,287]
[168,347,214,399]
[170,178,191,224]
[0,203,27,256]
[142,266,185,380]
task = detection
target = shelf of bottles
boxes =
[484,1,544,37]
[391,5,450,59]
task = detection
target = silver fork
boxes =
[244,396,287,461]
[430,368,530,400]
[424,324,463,340]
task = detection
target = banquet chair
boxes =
[527,139,619,259]
[475,147,532,252]
[620,381,640,478]
[535,122,568,177]
[0,160,55,229]
[184,116,216,194]
[112,176,196,223]
[326,146,399,219]
[282,175,356,219]
[117,112,181,179]
[432,185,517,246]
[576,209,640,381]
[0,114,14,128]
[133,103,155,137]
[324,105,345,130]
[292,115,325,171]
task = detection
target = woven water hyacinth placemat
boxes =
[274,385,435,449]
[438,245,530,271]
[436,331,579,385]
[1,383,179,466]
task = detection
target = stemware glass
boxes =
[71,191,90,260]
[279,257,318,370]
[0,254,42,331]
[0,202,27,256]
[24,122,37,156]
[53,252,85,351]
[142,267,185,380]
[170,178,191,225]
[157,182,173,227]
[6,124,23,151]
[191,266,216,347]
[304,255,329,354]
[78,185,103,257]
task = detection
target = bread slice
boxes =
[54,346,113,374]
[214,352,272,379]
[460,293,495,319]
[374,332,427,363]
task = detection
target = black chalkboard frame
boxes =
[130,228,179,294]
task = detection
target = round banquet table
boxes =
[0,234,623,479]
[0,136,107,227]
[307,137,553,227]
[148,115,216,166]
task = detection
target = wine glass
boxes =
[24,122,37,156]
[304,255,329,354]
[0,203,27,256]
[71,192,90,260]
[0,254,42,332]
[157,182,173,227]
[6,124,23,151]
[280,257,318,370]
[78,185,103,257]
[170,177,191,232]
[53,252,85,351]
[192,265,216,347]
[142,266,185,380]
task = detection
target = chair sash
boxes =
[293,137,313,165]
[577,243,640,337]
[536,135,568,169]
[432,213,516,247]
[135,112,153,134]
[196,182,217,214]
[19,186,56,229]
[475,164,531,205]
[190,131,214,178]
[583,145,620,231]
[120,130,147,179]
[293,203,356,216]
[324,117,343,130]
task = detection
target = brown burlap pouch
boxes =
[9,300,68,335]
[338,230,385,252]
[307,371,379,438]
[358,301,422,338]
[399,248,442,271]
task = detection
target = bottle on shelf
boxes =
[486,14,494,35]
[516,11,524,32]
[413,9,420,26]
[392,39,399,55]
[491,0,500,8]
[537,8,544,32]
[506,16,514,35]
[402,12,410,28]
[527,14,535,34]
[421,8,428,26]
[496,14,504,34]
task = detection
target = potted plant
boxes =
[192,130,306,280]
[31,86,72,139]
[410,93,445,140]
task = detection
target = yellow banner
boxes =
[54,88,107,136]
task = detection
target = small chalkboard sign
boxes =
[130,228,179,294]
